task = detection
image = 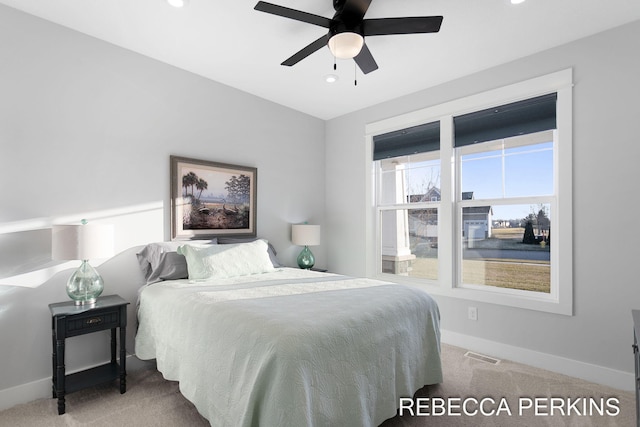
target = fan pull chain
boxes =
[334,56,337,71]
[354,62,357,86]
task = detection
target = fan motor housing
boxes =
[333,0,346,10]
[329,14,364,37]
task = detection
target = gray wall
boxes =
[0,4,325,404]
[326,20,640,385]
[2,0,639,409]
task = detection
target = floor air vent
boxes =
[464,351,501,365]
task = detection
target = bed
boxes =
[134,240,442,427]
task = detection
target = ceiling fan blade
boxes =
[341,0,372,21]
[354,43,378,74]
[281,34,330,67]
[363,16,443,36]
[255,1,331,28]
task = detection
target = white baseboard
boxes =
[441,329,635,392]
[0,354,153,412]
[0,376,50,412]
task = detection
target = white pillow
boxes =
[178,239,276,280]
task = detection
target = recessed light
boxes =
[511,0,525,4]
[325,74,339,83]
[167,0,188,8]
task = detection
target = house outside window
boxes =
[367,69,573,315]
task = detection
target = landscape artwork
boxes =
[170,156,257,240]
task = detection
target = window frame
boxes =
[365,69,573,315]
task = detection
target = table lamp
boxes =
[292,224,320,269]
[52,219,114,305]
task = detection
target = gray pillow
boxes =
[137,240,217,284]
[145,252,189,284]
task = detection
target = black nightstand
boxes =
[49,295,129,415]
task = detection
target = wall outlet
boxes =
[468,306,478,321]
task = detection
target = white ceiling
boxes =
[2,0,640,120]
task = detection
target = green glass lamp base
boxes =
[67,260,104,305]
[297,246,315,269]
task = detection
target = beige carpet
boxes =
[0,344,634,426]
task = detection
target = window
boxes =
[367,69,573,315]
[378,153,441,280]
[374,122,440,281]
[457,132,553,294]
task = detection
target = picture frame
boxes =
[170,156,257,240]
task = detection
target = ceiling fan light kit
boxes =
[328,32,364,59]
[254,0,443,76]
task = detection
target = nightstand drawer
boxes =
[66,310,119,335]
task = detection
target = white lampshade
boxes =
[292,224,321,246]
[52,223,115,261]
[52,221,114,305]
[328,32,364,59]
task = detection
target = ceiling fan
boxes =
[254,0,443,75]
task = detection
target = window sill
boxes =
[373,273,572,316]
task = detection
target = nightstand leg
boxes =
[55,337,65,415]
[120,324,127,393]
[111,328,116,363]
[51,323,57,398]
[52,314,67,415]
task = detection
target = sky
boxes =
[402,141,553,223]
[461,141,553,221]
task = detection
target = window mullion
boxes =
[458,195,553,208]
[378,203,438,211]
[439,115,454,290]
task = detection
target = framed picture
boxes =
[170,156,257,240]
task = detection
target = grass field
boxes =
[491,227,527,238]
[409,258,550,293]
[406,227,551,293]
